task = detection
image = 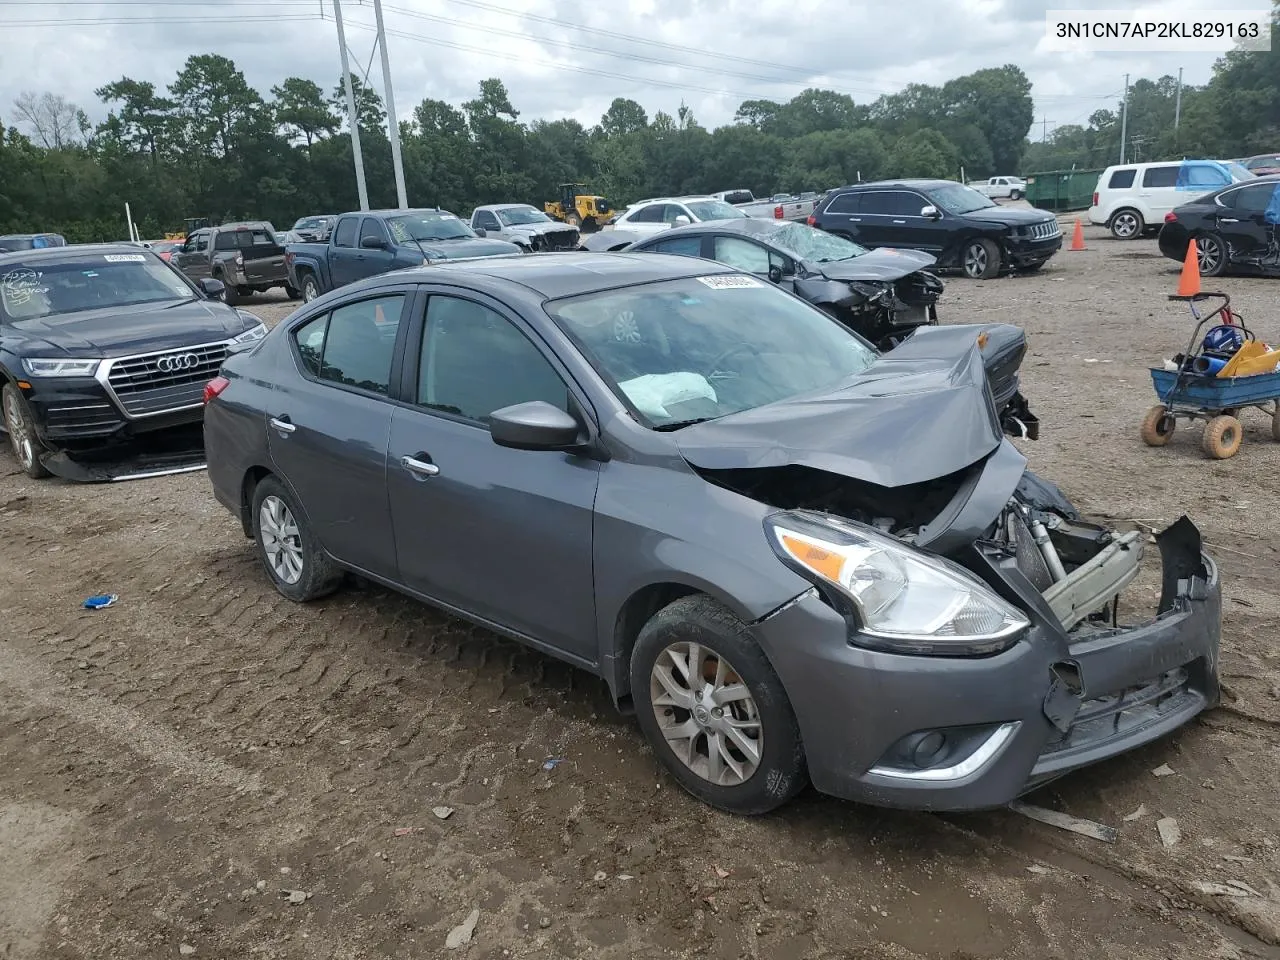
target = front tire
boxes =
[961,238,1001,279]
[1110,209,1144,240]
[631,595,807,815]
[251,475,343,601]
[1195,232,1227,277]
[1140,405,1176,447]
[2,383,51,479]
[1202,415,1242,459]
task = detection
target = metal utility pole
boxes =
[372,0,408,209]
[1174,66,1183,131]
[333,0,369,211]
[1119,73,1130,164]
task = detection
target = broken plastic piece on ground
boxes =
[1123,804,1148,822]
[1152,763,1176,777]
[445,908,480,949]
[83,594,118,610]
[1157,817,1181,847]
[542,756,564,770]
[1008,801,1118,843]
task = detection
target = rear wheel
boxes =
[1195,232,1227,277]
[300,273,320,303]
[630,595,807,815]
[566,213,581,228]
[1010,189,1022,201]
[961,238,1001,279]
[1110,208,1144,240]
[219,276,241,305]
[251,475,344,602]
[2,383,51,479]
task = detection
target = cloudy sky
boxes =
[2,0,1270,142]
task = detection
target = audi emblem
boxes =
[156,353,200,373]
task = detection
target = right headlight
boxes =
[765,510,1029,656]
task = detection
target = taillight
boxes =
[806,214,817,226]
[1092,192,1099,207]
[773,204,784,219]
[284,251,294,267]
[1164,211,1178,223]
[203,376,230,405]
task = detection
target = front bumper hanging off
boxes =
[752,516,1220,812]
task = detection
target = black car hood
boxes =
[960,205,1055,227]
[675,325,1002,488]
[9,297,247,358]
[419,236,522,259]
[815,247,937,281]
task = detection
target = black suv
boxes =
[810,180,1063,279]
[0,244,267,480]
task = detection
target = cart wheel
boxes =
[1140,405,1176,446]
[1202,415,1243,459]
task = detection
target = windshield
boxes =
[546,275,877,428]
[295,217,330,231]
[0,253,194,322]
[497,206,551,225]
[685,199,747,221]
[388,212,474,242]
[771,222,868,263]
[1227,161,1256,181]
[930,183,997,214]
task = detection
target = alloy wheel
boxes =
[259,495,304,584]
[963,242,988,278]
[649,641,763,787]
[1198,236,1224,275]
[303,277,319,302]
[3,391,36,471]
[1112,212,1140,238]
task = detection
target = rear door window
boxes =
[332,217,359,248]
[859,191,919,216]
[293,294,406,394]
[1107,169,1137,189]
[650,235,704,257]
[1142,166,1179,188]
[628,204,666,223]
[824,192,862,214]
[1223,183,1277,214]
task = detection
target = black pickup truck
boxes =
[171,222,296,304]
[285,208,521,302]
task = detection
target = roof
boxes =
[366,251,728,300]
[473,203,538,211]
[833,179,959,192]
[337,207,457,218]
[630,195,716,206]
[0,242,155,263]
[648,218,789,241]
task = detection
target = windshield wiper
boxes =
[653,416,719,431]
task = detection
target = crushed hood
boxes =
[675,325,1002,488]
[814,247,937,282]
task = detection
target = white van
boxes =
[1088,160,1255,239]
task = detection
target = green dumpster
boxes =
[1024,168,1104,213]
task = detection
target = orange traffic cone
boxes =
[1069,219,1086,250]
[1176,238,1201,297]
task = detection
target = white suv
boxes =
[1089,160,1254,239]
[609,196,746,237]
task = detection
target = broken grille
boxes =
[1041,667,1195,759]
[105,342,230,417]
[1029,220,1061,240]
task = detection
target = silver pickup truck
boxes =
[712,189,816,221]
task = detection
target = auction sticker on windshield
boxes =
[697,275,762,289]
[103,254,146,262]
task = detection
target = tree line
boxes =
[1,6,1276,242]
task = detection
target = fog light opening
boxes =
[905,731,948,768]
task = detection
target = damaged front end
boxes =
[806,271,944,352]
[703,439,1220,810]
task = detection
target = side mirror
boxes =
[921,205,941,219]
[474,227,487,237]
[198,277,225,298]
[767,265,784,284]
[489,401,581,451]
[360,235,386,249]
[673,215,691,226]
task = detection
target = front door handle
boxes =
[269,416,295,435]
[891,219,907,224]
[847,217,861,222]
[1219,217,1239,223]
[401,455,440,479]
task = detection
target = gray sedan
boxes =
[203,253,1222,815]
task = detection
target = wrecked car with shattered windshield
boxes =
[587,218,1037,439]
[204,252,1221,815]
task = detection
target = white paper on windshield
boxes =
[104,254,146,262]
[697,274,761,289]
[618,372,717,420]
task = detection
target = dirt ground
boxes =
[5,227,1280,960]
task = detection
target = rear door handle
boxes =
[891,219,906,224]
[848,217,862,222]
[401,455,440,479]
[269,416,295,435]
[1219,217,1239,223]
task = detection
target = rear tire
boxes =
[961,238,1001,279]
[2,383,51,479]
[300,273,320,303]
[220,277,241,305]
[1010,189,1022,201]
[251,475,344,602]
[1195,232,1227,277]
[630,595,807,815]
[1109,208,1144,240]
